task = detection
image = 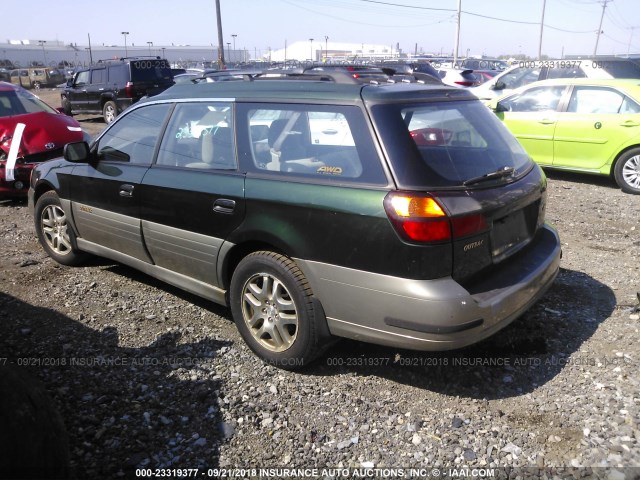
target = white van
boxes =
[471,57,640,100]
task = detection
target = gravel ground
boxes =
[0,88,639,479]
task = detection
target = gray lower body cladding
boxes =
[295,224,561,351]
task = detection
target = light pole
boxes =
[147,41,153,56]
[226,42,231,65]
[324,36,329,61]
[309,38,314,62]
[231,34,237,62]
[121,31,129,57]
[38,40,47,66]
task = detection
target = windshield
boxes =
[0,88,57,117]
[371,99,532,189]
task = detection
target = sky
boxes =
[3,0,640,59]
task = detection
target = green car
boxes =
[492,78,640,194]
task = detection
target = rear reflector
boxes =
[401,219,451,242]
[124,81,134,98]
[452,214,488,238]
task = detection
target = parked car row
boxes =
[4,53,639,371]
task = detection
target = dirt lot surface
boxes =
[0,87,639,479]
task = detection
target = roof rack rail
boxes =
[185,69,393,85]
[96,56,163,64]
[252,70,386,85]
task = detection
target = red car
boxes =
[0,82,88,198]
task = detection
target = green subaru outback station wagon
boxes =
[29,74,561,368]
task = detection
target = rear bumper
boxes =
[295,224,561,351]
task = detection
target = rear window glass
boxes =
[371,100,532,189]
[130,59,173,82]
[601,60,640,78]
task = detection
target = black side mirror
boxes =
[63,141,90,163]
[494,101,508,113]
[493,80,506,91]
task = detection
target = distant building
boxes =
[0,39,403,70]
[268,41,400,63]
[0,40,231,69]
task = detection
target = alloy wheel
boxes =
[41,204,73,256]
[622,154,640,189]
[241,272,299,352]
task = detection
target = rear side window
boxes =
[130,59,173,83]
[371,100,532,189]
[567,86,640,114]
[238,104,387,184]
[107,64,127,83]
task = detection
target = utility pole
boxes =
[215,0,225,68]
[538,0,547,60]
[87,33,93,65]
[453,0,462,66]
[593,0,611,56]
[628,26,637,55]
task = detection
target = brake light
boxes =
[454,81,474,87]
[384,192,488,243]
[124,81,134,98]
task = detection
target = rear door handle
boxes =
[620,120,640,127]
[538,119,556,125]
[119,184,134,197]
[213,198,236,214]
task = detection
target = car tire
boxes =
[61,96,72,116]
[613,148,640,195]
[34,191,88,266]
[102,100,117,124]
[230,251,324,370]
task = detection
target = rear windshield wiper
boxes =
[463,166,515,186]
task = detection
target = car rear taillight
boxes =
[454,81,475,87]
[124,81,134,98]
[384,192,488,243]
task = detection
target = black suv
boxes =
[61,57,174,123]
[30,74,561,368]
